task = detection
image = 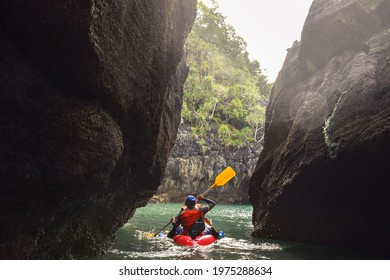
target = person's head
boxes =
[185,195,196,209]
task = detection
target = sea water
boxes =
[91,203,359,260]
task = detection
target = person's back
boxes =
[168,195,216,239]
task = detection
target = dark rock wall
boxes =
[156,125,262,204]
[0,0,196,259]
[249,0,390,257]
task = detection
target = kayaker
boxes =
[167,195,220,240]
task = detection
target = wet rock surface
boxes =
[249,0,390,258]
[0,0,196,259]
[157,125,262,204]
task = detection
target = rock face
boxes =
[0,0,196,259]
[156,125,262,204]
[249,0,390,257]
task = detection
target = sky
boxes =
[217,0,313,82]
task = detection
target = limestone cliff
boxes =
[0,0,196,259]
[249,0,390,258]
[156,125,262,204]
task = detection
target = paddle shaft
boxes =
[155,221,173,236]
[199,184,216,197]
[153,209,183,236]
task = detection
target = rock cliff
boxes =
[0,0,196,259]
[156,125,262,204]
[249,0,390,257]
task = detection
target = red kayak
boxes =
[173,234,217,246]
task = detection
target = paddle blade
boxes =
[214,166,236,187]
[143,232,157,238]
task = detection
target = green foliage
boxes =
[183,1,271,147]
[218,124,233,145]
[226,97,247,128]
[217,124,254,148]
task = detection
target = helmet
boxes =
[185,195,196,206]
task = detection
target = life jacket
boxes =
[180,206,205,235]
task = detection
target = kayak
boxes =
[173,234,218,246]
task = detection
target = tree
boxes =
[182,1,271,147]
[226,97,248,128]
[246,105,266,141]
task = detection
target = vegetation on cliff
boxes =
[182,1,271,148]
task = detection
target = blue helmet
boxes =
[185,195,196,206]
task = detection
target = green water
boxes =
[94,203,358,260]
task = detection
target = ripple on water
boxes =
[108,234,283,260]
[218,237,283,252]
[97,204,354,260]
[212,238,283,260]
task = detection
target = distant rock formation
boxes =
[156,125,262,204]
[0,0,196,259]
[249,0,390,258]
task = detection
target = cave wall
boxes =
[0,0,196,259]
[249,0,390,258]
[155,124,262,204]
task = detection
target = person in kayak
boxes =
[167,194,220,240]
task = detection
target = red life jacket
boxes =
[180,206,204,234]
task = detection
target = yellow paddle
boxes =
[143,166,236,238]
[201,166,236,196]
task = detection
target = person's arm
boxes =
[171,213,182,227]
[167,215,181,238]
[197,195,216,212]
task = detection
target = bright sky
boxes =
[217,0,313,82]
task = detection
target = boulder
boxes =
[0,0,196,259]
[249,0,390,258]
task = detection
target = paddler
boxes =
[167,195,221,240]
